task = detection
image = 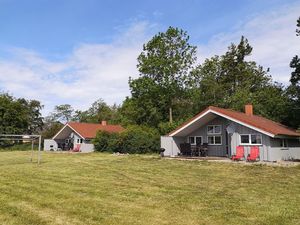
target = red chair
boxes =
[231,146,245,161]
[247,146,260,162]
[71,144,81,152]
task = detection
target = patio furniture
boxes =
[200,143,208,157]
[179,143,192,156]
[247,146,260,162]
[231,146,244,161]
[71,144,81,152]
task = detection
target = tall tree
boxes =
[73,99,119,124]
[133,26,197,124]
[51,104,74,123]
[0,93,43,134]
[286,16,300,129]
[190,36,289,122]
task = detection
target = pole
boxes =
[38,135,42,164]
[31,140,34,162]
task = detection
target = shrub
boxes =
[93,125,160,154]
[93,130,120,152]
[119,125,160,154]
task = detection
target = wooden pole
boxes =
[38,135,42,164]
[31,140,34,162]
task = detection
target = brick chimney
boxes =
[101,120,107,126]
[245,104,253,116]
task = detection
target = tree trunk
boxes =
[169,107,173,124]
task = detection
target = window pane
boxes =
[241,135,249,144]
[196,137,202,145]
[207,126,214,134]
[215,136,221,144]
[251,135,262,144]
[214,126,221,134]
[208,136,214,144]
[189,136,195,144]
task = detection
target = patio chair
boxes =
[247,146,260,162]
[179,143,192,156]
[71,144,81,152]
[200,143,208,157]
[231,146,244,161]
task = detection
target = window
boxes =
[208,136,222,145]
[207,125,221,134]
[240,134,262,145]
[281,139,288,148]
[188,136,202,145]
[77,139,83,144]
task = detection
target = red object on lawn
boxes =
[231,146,245,161]
[71,144,81,152]
[247,146,260,161]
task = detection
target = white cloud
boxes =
[197,3,300,84]
[0,4,299,116]
[0,21,155,115]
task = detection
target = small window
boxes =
[208,136,222,145]
[207,125,221,134]
[188,136,202,145]
[240,135,250,144]
[251,134,262,144]
[189,136,195,145]
[281,139,288,148]
[240,134,262,145]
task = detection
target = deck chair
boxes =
[179,143,192,156]
[231,146,244,161]
[247,146,260,162]
[71,144,81,152]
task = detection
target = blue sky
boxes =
[0,0,299,115]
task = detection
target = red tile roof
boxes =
[169,106,300,137]
[67,122,124,139]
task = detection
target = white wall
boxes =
[44,139,58,151]
[268,147,300,161]
[80,143,94,153]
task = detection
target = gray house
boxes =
[161,105,300,161]
[44,121,124,152]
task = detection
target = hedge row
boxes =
[93,125,160,154]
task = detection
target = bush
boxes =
[93,130,120,152]
[93,125,160,154]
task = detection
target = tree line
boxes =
[1,17,299,139]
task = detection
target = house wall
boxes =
[44,139,58,151]
[229,122,271,161]
[161,136,185,156]
[188,117,229,157]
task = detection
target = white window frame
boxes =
[239,134,262,146]
[188,136,203,145]
[207,125,222,135]
[280,139,288,148]
[207,135,222,145]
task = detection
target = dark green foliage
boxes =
[93,130,120,152]
[41,121,64,140]
[290,55,300,86]
[73,99,120,124]
[93,126,160,154]
[0,93,43,134]
[119,125,160,154]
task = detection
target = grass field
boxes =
[0,151,299,225]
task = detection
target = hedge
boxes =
[93,125,160,154]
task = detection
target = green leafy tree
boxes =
[73,99,120,124]
[286,16,300,129]
[0,93,43,134]
[51,104,74,123]
[131,26,197,124]
[190,36,289,122]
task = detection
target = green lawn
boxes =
[0,151,299,225]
